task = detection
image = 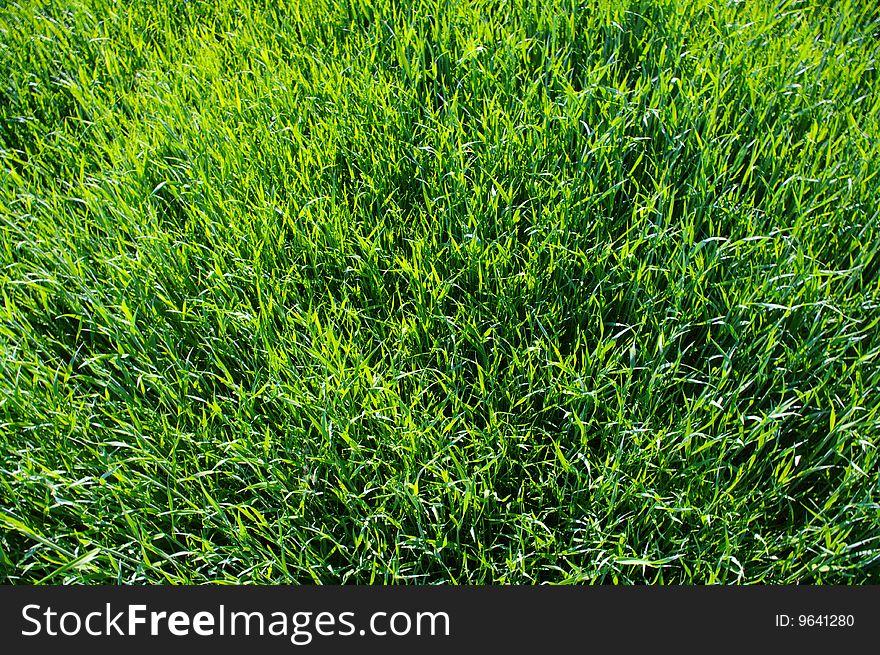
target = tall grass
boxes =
[1,0,879,583]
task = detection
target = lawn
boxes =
[1,0,879,583]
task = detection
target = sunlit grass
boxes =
[1,0,879,583]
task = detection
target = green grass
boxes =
[1,0,879,584]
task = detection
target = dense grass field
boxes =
[1,0,879,584]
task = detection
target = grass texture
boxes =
[1,0,879,584]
